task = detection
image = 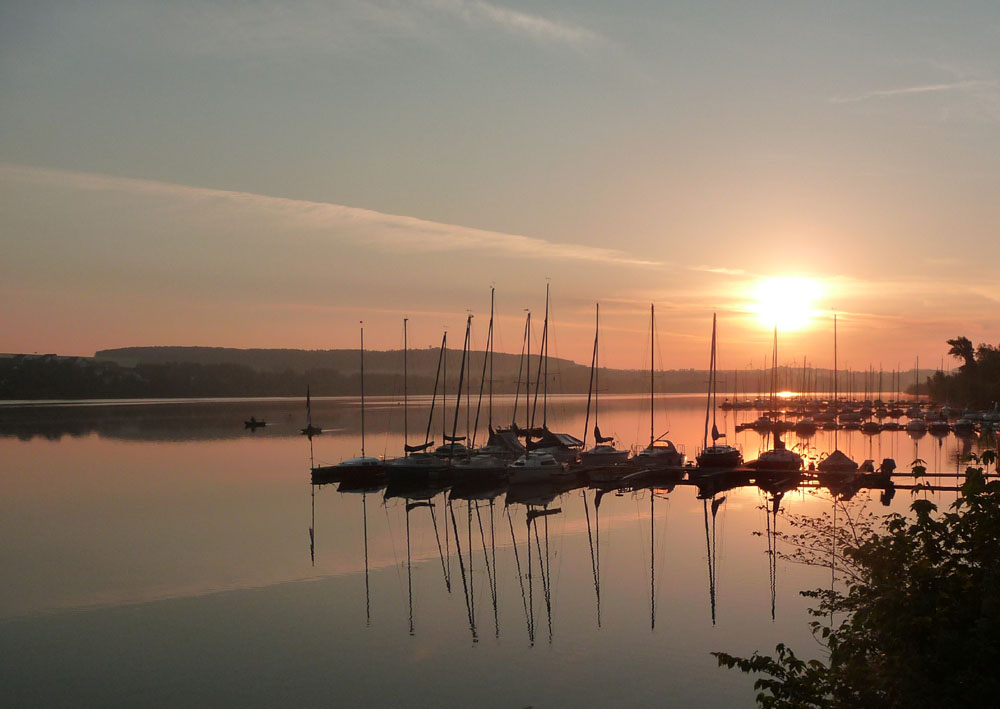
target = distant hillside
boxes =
[84,346,932,399]
[1,349,933,401]
[95,345,701,395]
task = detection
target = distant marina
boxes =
[301,292,998,498]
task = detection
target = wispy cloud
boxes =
[0,164,655,267]
[687,265,745,276]
[830,80,996,104]
[924,256,964,266]
[428,0,601,45]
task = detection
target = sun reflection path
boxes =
[750,276,823,332]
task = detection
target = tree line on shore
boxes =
[925,337,1000,409]
[1,344,935,401]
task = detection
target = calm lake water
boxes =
[1,394,990,707]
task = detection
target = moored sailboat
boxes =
[300,386,322,437]
[751,327,803,474]
[634,303,685,470]
[696,314,743,471]
[580,304,631,481]
[311,324,382,483]
[386,325,449,480]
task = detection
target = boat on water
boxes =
[793,417,817,435]
[311,325,382,483]
[462,287,522,474]
[633,303,685,470]
[953,418,978,437]
[476,425,525,459]
[300,386,322,437]
[751,431,803,472]
[579,304,631,481]
[523,285,584,464]
[928,419,951,436]
[508,451,567,484]
[860,420,881,434]
[751,327,802,474]
[244,417,266,429]
[386,324,448,481]
[816,448,859,489]
[695,313,743,472]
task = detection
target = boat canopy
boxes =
[485,427,526,454]
[529,428,584,450]
[817,449,858,473]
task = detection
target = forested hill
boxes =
[0,347,927,400]
[96,346,583,379]
[94,346,710,395]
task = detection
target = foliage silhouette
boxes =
[715,463,1000,708]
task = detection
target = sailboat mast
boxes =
[489,288,494,427]
[361,323,365,457]
[442,331,447,444]
[833,314,838,402]
[833,314,839,450]
[425,332,446,448]
[471,289,494,449]
[526,311,531,428]
[770,326,777,416]
[403,318,408,454]
[595,304,600,428]
[467,318,471,442]
[449,315,472,454]
[650,303,655,448]
[543,284,549,428]
[582,303,599,451]
[512,313,528,428]
[703,313,717,452]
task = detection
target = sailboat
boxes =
[508,290,578,483]
[695,314,743,471]
[300,386,322,437]
[751,327,803,473]
[311,324,382,481]
[386,325,449,480]
[905,357,927,434]
[634,303,685,469]
[523,285,583,463]
[580,304,631,477]
[456,289,513,479]
[816,316,859,484]
[434,314,473,460]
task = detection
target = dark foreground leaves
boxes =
[715,465,1000,708]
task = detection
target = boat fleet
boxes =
[305,294,996,492]
[309,291,697,490]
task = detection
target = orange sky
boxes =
[2,3,998,369]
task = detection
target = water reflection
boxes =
[4,395,998,707]
[309,466,920,642]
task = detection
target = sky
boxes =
[2,1,999,371]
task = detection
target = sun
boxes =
[750,276,822,331]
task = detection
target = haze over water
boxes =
[2,395,990,706]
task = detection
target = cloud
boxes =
[923,256,964,266]
[427,0,600,45]
[0,164,656,267]
[687,265,745,276]
[830,80,997,104]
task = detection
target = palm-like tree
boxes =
[947,336,977,373]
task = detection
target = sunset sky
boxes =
[2,1,998,370]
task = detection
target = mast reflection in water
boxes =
[4,395,996,707]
